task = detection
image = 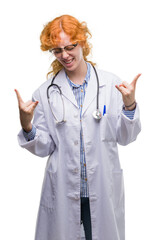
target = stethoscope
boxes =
[47,65,102,124]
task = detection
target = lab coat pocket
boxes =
[100,114,117,142]
[40,170,57,211]
[112,170,124,210]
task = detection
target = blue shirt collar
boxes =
[66,62,91,88]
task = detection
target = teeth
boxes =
[64,59,73,64]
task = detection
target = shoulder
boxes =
[89,63,122,86]
[33,77,52,96]
[96,68,122,86]
[32,69,65,100]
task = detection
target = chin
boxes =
[64,62,78,72]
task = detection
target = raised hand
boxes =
[15,89,39,132]
[115,74,141,110]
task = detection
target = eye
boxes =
[65,43,78,51]
[65,45,75,51]
[53,48,62,54]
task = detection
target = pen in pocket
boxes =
[103,105,106,116]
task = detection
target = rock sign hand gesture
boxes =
[115,73,141,110]
[15,89,39,132]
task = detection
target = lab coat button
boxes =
[74,114,78,118]
[74,140,78,145]
[75,194,80,200]
[73,168,79,173]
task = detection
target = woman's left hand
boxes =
[115,73,141,110]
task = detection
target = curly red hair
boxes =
[40,15,95,75]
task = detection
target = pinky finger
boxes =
[28,101,39,112]
[115,85,127,95]
[32,101,39,110]
[115,85,123,93]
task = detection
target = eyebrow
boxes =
[52,44,74,49]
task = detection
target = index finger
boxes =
[14,89,24,105]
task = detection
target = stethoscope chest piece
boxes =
[92,109,102,120]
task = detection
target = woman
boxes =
[15,15,141,240]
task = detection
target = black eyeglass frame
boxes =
[49,43,78,54]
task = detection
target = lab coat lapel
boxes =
[82,66,106,116]
[54,69,78,108]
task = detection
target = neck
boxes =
[66,60,87,85]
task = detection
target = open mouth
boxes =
[63,58,74,64]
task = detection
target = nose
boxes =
[61,50,69,59]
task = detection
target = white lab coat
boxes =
[18,66,141,240]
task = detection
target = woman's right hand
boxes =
[15,89,39,132]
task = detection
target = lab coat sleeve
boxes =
[116,86,141,146]
[17,88,56,157]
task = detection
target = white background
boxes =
[0,0,156,239]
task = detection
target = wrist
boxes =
[23,125,36,141]
[23,123,32,133]
[124,101,136,111]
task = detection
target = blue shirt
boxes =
[66,62,91,197]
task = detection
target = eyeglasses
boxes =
[49,43,78,56]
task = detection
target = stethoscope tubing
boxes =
[47,71,60,99]
[47,65,101,122]
[92,65,100,110]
